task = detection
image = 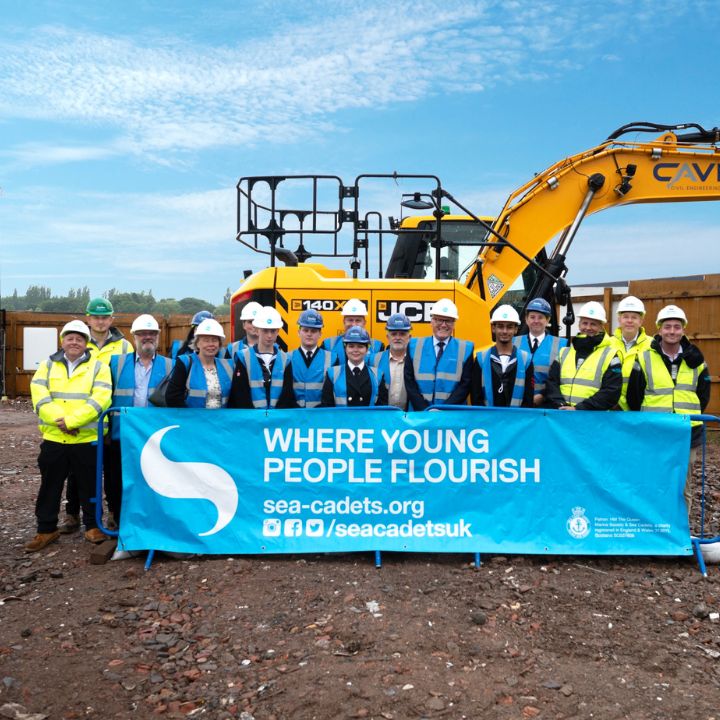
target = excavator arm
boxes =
[468,124,720,305]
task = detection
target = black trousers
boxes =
[105,440,123,522]
[36,440,99,533]
[65,441,112,515]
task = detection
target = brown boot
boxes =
[25,532,60,553]
[84,528,110,544]
[58,514,80,534]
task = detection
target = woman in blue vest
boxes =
[472,305,534,407]
[167,318,234,408]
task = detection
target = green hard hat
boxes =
[86,297,114,316]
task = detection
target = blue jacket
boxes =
[110,353,172,439]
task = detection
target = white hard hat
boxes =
[60,319,91,340]
[194,318,226,339]
[656,304,687,327]
[131,314,160,333]
[253,306,283,329]
[429,298,459,320]
[490,304,521,324]
[240,301,263,321]
[617,296,645,316]
[578,301,607,324]
[341,298,368,317]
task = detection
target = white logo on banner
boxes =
[140,425,238,537]
[263,518,281,537]
[566,506,590,539]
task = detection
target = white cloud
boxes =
[0,0,694,165]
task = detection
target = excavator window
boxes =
[385,220,490,281]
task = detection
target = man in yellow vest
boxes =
[85,297,133,363]
[59,297,132,533]
[627,304,710,509]
[27,320,112,552]
[609,296,654,410]
[544,301,622,410]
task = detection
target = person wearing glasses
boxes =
[404,298,474,410]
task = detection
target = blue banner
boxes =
[118,407,692,556]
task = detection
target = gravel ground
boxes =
[2,399,720,720]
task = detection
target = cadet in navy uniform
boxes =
[321,327,388,407]
[288,309,332,408]
[372,313,413,409]
[513,297,567,407]
[472,305,534,407]
[404,298,474,410]
[322,298,383,365]
[228,306,295,409]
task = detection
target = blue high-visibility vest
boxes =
[513,334,566,395]
[178,354,233,408]
[110,353,172,439]
[411,337,473,404]
[476,347,530,407]
[290,348,331,408]
[326,365,379,406]
[238,345,289,409]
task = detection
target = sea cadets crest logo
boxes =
[566,506,590,539]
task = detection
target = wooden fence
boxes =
[1,275,718,417]
[0,313,229,398]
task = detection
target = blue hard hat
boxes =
[342,326,371,345]
[298,309,324,328]
[385,313,411,331]
[525,298,552,317]
[191,310,214,326]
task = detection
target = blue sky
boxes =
[1,0,718,304]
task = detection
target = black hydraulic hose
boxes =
[607,121,717,142]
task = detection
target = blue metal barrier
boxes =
[689,414,720,577]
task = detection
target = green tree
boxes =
[155,299,182,316]
[178,297,213,315]
[108,291,157,314]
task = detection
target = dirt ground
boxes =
[2,399,720,720]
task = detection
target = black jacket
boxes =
[627,335,710,446]
[544,333,622,410]
[471,348,534,407]
[321,364,388,407]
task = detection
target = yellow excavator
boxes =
[231,122,720,349]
